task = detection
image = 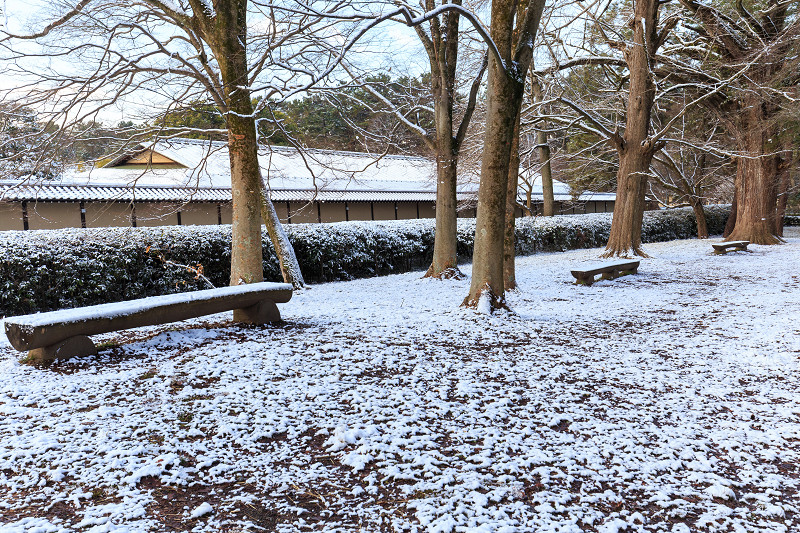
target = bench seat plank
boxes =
[5,282,292,353]
[712,241,749,254]
[571,260,640,286]
[571,260,640,277]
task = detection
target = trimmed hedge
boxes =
[0,205,729,316]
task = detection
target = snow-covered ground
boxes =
[1,231,799,533]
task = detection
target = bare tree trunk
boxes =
[259,181,305,289]
[691,198,709,239]
[425,133,461,279]
[538,131,555,217]
[210,0,307,309]
[727,103,782,244]
[604,151,652,256]
[504,111,522,290]
[463,0,546,310]
[224,106,265,292]
[211,1,265,292]
[602,0,660,258]
[421,5,483,280]
[724,188,737,238]
[532,77,554,216]
[774,141,793,237]
[689,154,708,239]
[464,60,519,309]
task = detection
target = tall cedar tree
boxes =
[676,0,800,244]
[602,0,664,257]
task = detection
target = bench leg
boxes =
[236,300,281,324]
[574,275,594,286]
[25,335,97,364]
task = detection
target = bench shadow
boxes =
[30,319,319,373]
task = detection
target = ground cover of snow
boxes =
[0,231,798,532]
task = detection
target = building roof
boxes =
[0,138,615,204]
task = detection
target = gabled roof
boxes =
[105,148,186,167]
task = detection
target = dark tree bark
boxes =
[724,189,737,238]
[691,198,709,239]
[774,142,795,237]
[504,111,522,290]
[726,102,782,244]
[602,0,662,258]
[463,0,546,310]
[412,4,486,280]
[532,76,554,216]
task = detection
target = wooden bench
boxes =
[571,260,640,286]
[4,282,292,363]
[712,241,749,254]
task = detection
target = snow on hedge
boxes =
[0,206,729,316]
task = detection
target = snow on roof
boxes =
[0,138,614,203]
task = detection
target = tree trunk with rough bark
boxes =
[685,154,709,239]
[420,4,486,280]
[226,114,265,290]
[532,77,554,216]
[774,168,789,237]
[602,0,660,258]
[774,144,794,237]
[208,0,304,305]
[691,198,709,239]
[724,189,737,238]
[211,2,265,294]
[425,117,461,279]
[726,102,782,244]
[504,112,522,290]
[463,0,546,310]
[465,61,519,309]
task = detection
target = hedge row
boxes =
[0,206,729,315]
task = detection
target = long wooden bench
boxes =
[571,260,640,286]
[712,241,749,254]
[4,282,292,363]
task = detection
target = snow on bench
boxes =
[570,260,640,286]
[4,282,293,363]
[712,241,749,254]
